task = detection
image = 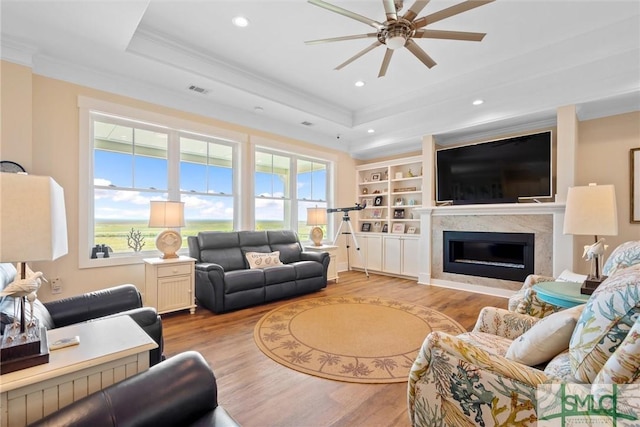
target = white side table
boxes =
[143,256,196,314]
[305,244,339,283]
[0,316,157,427]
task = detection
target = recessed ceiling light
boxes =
[367,129,375,134]
[355,80,365,87]
[254,106,264,113]
[472,99,484,106]
[232,16,249,27]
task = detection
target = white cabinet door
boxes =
[366,235,383,271]
[401,237,420,277]
[348,234,382,271]
[383,236,402,274]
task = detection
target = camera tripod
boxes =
[332,210,369,278]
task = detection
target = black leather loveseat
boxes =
[0,263,163,366]
[31,351,240,427]
[188,230,329,313]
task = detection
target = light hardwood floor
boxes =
[161,271,509,427]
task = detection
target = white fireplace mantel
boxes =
[416,202,573,298]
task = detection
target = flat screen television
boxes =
[436,131,552,204]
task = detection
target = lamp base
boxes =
[156,229,182,259]
[1,323,49,374]
[309,227,324,246]
[581,275,607,295]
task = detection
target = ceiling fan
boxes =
[305,0,495,77]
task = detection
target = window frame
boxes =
[78,97,337,268]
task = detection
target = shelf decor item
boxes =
[394,197,404,206]
[361,222,372,232]
[394,209,405,219]
[395,172,403,179]
[371,172,381,181]
[392,223,405,234]
[407,226,417,234]
[307,206,327,246]
[382,223,389,233]
[149,201,185,259]
[374,196,383,206]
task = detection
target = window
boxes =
[255,150,329,237]
[93,116,169,255]
[89,111,237,261]
[80,97,335,267]
[180,135,235,235]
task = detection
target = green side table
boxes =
[532,281,591,308]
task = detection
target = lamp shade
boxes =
[563,184,618,236]
[149,201,185,228]
[0,173,68,263]
[306,207,327,226]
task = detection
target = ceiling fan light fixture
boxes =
[386,35,406,50]
[232,16,249,27]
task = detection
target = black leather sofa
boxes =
[188,230,329,313]
[30,351,240,427]
[0,263,163,366]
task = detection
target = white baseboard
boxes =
[418,278,515,299]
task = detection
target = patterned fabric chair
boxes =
[508,240,640,317]
[407,266,640,426]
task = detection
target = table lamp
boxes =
[563,183,618,294]
[0,173,68,372]
[149,201,185,259]
[307,206,327,246]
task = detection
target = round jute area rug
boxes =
[253,295,466,383]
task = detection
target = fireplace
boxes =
[443,231,535,281]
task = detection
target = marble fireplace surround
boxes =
[416,203,572,297]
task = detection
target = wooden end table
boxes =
[532,281,591,309]
[0,315,157,426]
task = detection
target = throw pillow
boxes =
[592,316,640,384]
[506,304,585,366]
[245,251,282,269]
[570,267,640,382]
[603,240,640,276]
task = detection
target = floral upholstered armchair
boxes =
[407,266,640,427]
[508,240,640,317]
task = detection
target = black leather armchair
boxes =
[30,351,240,427]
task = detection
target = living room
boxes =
[1,1,640,426]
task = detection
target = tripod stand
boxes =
[332,211,369,278]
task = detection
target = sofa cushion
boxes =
[245,251,282,269]
[603,240,640,276]
[238,231,271,253]
[224,269,265,294]
[570,268,640,382]
[593,316,640,384]
[506,304,584,366]
[198,232,246,272]
[264,264,296,285]
[267,230,302,264]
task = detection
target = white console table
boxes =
[0,316,157,427]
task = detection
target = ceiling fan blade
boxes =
[305,33,378,45]
[414,0,494,28]
[308,0,384,30]
[335,41,382,70]
[378,49,394,77]
[382,0,398,21]
[403,0,431,22]
[414,29,486,42]
[405,39,436,68]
